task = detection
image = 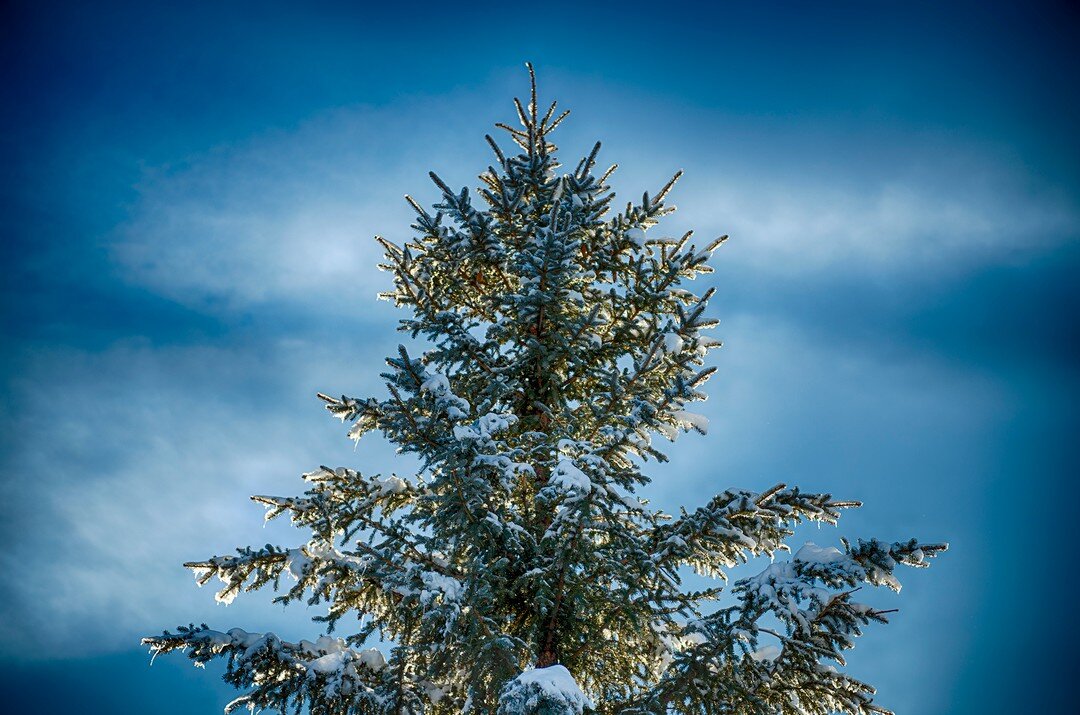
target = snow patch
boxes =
[549,459,593,495]
[502,665,593,714]
[453,412,517,442]
[420,371,471,420]
[663,332,684,354]
[377,475,407,495]
[625,227,647,247]
[794,542,846,565]
[420,571,463,605]
[750,644,781,662]
[672,410,709,435]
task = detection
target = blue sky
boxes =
[2,1,1077,712]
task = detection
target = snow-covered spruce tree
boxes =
[144,65,946,715]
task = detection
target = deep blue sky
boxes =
[2,1,1078,713]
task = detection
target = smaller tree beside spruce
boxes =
[144,65,946,715]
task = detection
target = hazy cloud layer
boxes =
[0,335,409,656]
[110,90,1078,316]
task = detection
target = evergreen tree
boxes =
[144,65,946,715]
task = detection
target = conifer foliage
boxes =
[144,65,946,715]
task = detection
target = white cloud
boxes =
[0,337,413,657]
[111,97,496,313]
[671,173,1077,274]
[110,82,1079,316]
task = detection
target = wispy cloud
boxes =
[110,96,497,313]
[0,310,999,668]
[110,89,1079,322]
[0,336,416,657]
[676,173,1077,274]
